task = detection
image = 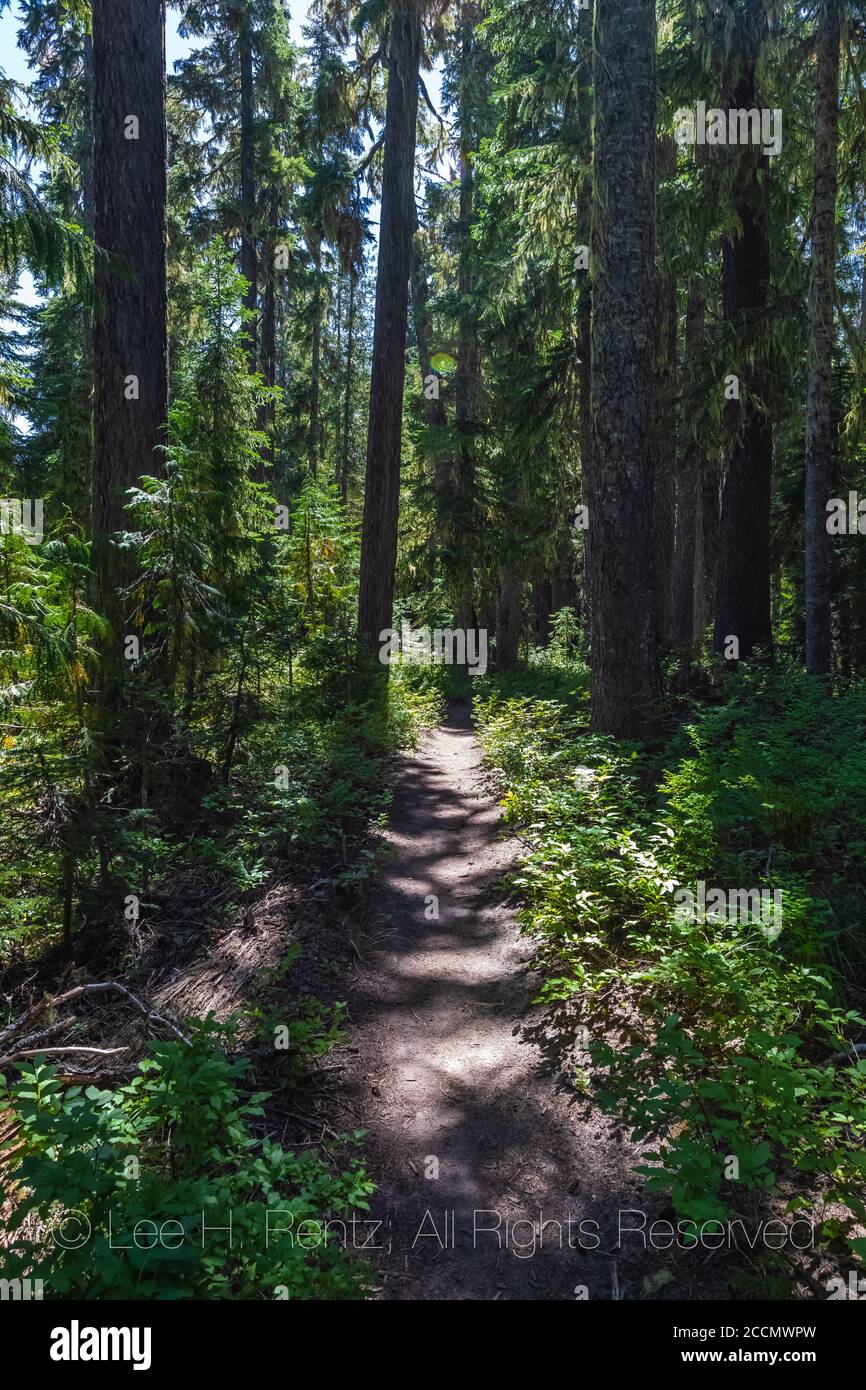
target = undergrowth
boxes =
[0,662,443,1299]
[475,661,866,1267]
[0,660,444,966]
[0,1018,374,1299]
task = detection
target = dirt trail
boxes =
[346,700,673,1301]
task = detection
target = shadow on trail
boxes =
[345,700,664,1301]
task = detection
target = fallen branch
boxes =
[1,1045,129,1065]
[0,980,191,1052]
[0,984,91,1047]
[53,1066,137,1086]
[0,1019,72,1055]
[92,982,192,1046]
[830,1041,866,1066]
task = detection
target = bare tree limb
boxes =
[354,133,385,180]
[419,75,446,131]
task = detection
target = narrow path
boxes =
[346,700,670,1301]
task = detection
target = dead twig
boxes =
[0,1045,129,1064]
[0,980,191,1054]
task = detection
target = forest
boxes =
[0,0,865,1332]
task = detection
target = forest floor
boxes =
[340,699,705,1301]
[0,696,831,1300]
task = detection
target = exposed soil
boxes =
[344,699,691,1301]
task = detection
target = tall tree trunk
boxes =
[533,570,553,644]
[693,485,706,639]
[702,447,721,631]
[671,275,706,649]
[586,0,658,737]
[237,0,257,371]
[82,32,96,236]
[357,0,422,652]
[333,274,343,479]
[410,236,451,514]
[576,220,591,643]
[410,236,453,589]
[495,561,523,669]
[712,51,773,659]
[340,269,356,504]
[309,238,322,476]
[452,2,482,635]
[91,0,168,659]
[805,0,840,676]
[576,248,591,640]
[575,0,592,646]
[550,531,579,618]
[257,190,278,480]
[653,135,677,645]
[654,267,677,644]
[77,30,96,530]
[410,241,448,435]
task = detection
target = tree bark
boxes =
[334,275,342,479]
[309,238,322,476]
[495,561,523,669]
[712,54,773,659]
[357,1,422,652]
[410,235,453,592]
[653,266,677,645]
[256,190,278,480]
[91,0,168,650]
[804,0,840,676]
[410,240,448,436]
[452,2,483,635]
[533,571,552,644]
[410,234,452,545]
[586,0,658,736]
[340,269,356,503]
[237,0,257,371]
[550,524,579,624]
[653,135,677,644]
[575,0,592,646]
[671,275,706,648]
